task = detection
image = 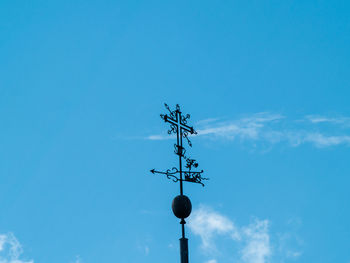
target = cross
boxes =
[157,103,206,195]
[162,104,194,196]
[162,105,195,137]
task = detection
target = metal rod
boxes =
[177,110,184,196]
[180,237,189,263]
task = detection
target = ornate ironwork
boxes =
[174,144,186,157]
[150,167,208,187]
[151,103,208,188]
[160,103,197,147]
[184,158,208,186]
[184,171,207,186]
[185,158,198,169]
[150,168,180,182]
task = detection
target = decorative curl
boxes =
[150,167,180,183]
[181,114,190,125]
[174,144,186,157]
[182,131,193,147]
[184,170,208,187]
[167,124,177,135]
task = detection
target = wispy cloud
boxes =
[0,233,33,263]
[71,255,82,263]
[241,220,271,263]
[305,115,350,126]
[188,205,240,251]
[136,240,151,256]
[0,233,85,263]
[277,233,303,261]
[196,113,284,141]
[147,134,173,140]
[147,113,350,148]
[144,246,150,255]
[147,112,284,142]
[188,206,302,263]
[302,133,350,147]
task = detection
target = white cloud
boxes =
[147,134,170,140]
[146,112,285,143]
[241,220,271,263]
[305,115,350,126]
[188,205,240,251]
[0,233,33,263]
[188,206,302,263]
[0,233,84,263]
[196,118,221,126]
[0,235,6,252]
[303,133,350,147]
[195,113,284,141]
[147,113,350,148]
[277,227,303,261]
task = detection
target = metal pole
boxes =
[180,237,189,263]
[152,104,208,263]
[177,110,184,196]
[178,110,188,263]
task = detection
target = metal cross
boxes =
[151,103,208,195]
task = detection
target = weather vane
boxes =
[150,103,208,263]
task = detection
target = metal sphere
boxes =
[172,195,192,219]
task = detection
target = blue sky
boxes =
[0,1,349,263]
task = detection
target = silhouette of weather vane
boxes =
[150,103,208,190]
[150,103,208,263]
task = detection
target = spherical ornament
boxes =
[172,195,192,219]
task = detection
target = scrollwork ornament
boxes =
[166,167,180,182]
[167,124,177,135]
[182,131,193,147]
[163,103,177,119]
[184,170,208,187]
[181,114,190,125]
[185,158,198,170]
[174,144,186,157]
[150,167,181,183]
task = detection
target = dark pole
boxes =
[177,110,184,196]
[180,236,189,263]
[177,110,189,263]
[175,109,188,263]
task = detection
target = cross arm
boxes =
[180,123,196,134]
[162,114,176,125]
[162,114,196,134]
